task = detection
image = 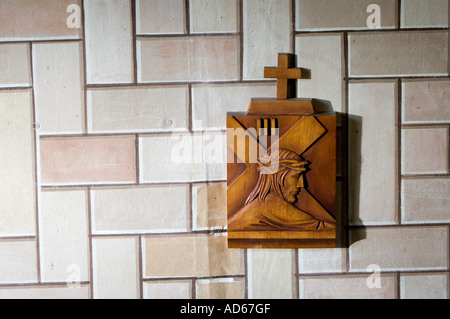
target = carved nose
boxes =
[297,175,305,188]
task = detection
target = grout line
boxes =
[138,235,144,299]
[86,186,94,300]
[243,249,249,299]
[294,249,299,299]
[191,279,197,299]
[185,0,190,35]
[81,0,88,135]
[295,27,449,35]
[291,0,296,52]
[188,183,193,233]
[397,0,401,30]
[396,272,401,299]
[239,0,244,81]
[397,78,403,225]
[135,134,140,184]
[85,79,276,89]
[29,42,42,284]
[131,0,138,85]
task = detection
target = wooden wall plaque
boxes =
[227,53,337,249]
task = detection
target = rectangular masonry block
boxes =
[402,178,450,224]
[91,185,189,234]
[348,82,398,225]
[192,83,276,131]
[0,240,37,284]
[295,34,344,112]
[402,0,449,28]
[136,0,186,35]
[296,0,397,31]
[144,234,244,278]
[349,31,449,77]
[400,273,449,299]
[0,44,31,88]
[0,90,36,237]
[0,285,90,299]
[193,183,227,230]
[87,86,189,133]
[197,279,245,299]
[143,281,192,299]
[0,0,82,41]
[403,80,450,124]
[139,133,226,183]
[92,237,140,299]
[248,250,295,299]
[349,227,449,271]
[299,274,397,299]
[243,0,292,80]
[85,0,133,84]
[190,0,239,33]
[39,190,89,283]
[298,248,347,274]
[138,36,239,82]
[402,127,449,175]
[33,42,84,135]
[40,136,136,185]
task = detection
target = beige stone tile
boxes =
[139,133,226,183]
[92,237,140,299]
[0,240,37,284]
[348,82,398,225]
[295,34,344,111]
[403,80,450,124]
[243,0,292,80]
[138,36,239,82]
[33,42,84,135]
[299,274,397,299]
[296,0,397,30]
[91,185,189,234]
[400,273,449,299]
[193,183,227,230]
[298,248,347,274]
[402,0,449,28]
[144,234,243,278]
[0,90,36,236]
[248,250,295,299]
[349,31,448,77]
[85,0,133,84]
[0,285,90,299]
[0,0,82,41]
[402,127,449,175]
[39,190,89,283]
[192,83,276,131]
[0,44,31,88]
[40,136,136,185]
[143,281,191,299]
[197,278,245,299]
[402,178,450,224]
[190,0,239,33]
[87,86,188,133]
[349,227,449,271]
[136,0,186,34]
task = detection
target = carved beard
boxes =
[281,188,299,204]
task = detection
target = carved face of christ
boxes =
[281,170,303,204]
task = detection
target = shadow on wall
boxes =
[310,102,366,248]
[347,113,366,247]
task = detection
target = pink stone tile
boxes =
[40,136,136,185]
[403,80,450,123]
[402,127,449,175]
[0,0,82,40]
[138,36,239,82]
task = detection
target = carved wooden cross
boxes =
[264,53,305,100]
